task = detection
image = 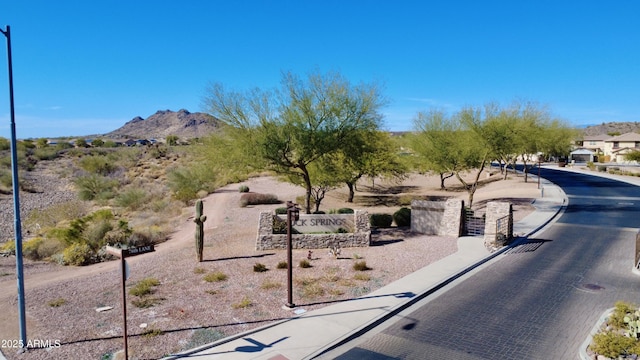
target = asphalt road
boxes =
[330,168,640,360]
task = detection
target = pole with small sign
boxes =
[285,201,300,308]
[105,244,153,360]
[106,246,129,360]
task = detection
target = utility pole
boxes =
[1,25,28,351]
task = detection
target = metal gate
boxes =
[495,214,512,244]
[464,208,485,236]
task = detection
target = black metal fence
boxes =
[495,214,512,244]
[464,209,485,236]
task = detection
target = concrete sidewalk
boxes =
[162,174,567,360]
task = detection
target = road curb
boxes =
[310,187,568,359]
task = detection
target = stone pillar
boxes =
[410,200,445,235]
[440,198,464,237]
[484,202,513,248]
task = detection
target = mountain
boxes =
[581,121,640,136]
[105,109,221,139]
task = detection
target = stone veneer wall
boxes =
[411,199,464,237]
[483,202,513,248]
[256,210,371,250]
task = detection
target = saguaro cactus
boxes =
[194,199,207,262]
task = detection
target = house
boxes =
[581,134,610,154]
[603,132,640,163]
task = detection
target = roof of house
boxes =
[605,132,640,142]
[583,134,611,141]
[570,148,595,154]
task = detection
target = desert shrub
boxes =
[313,210,326,214]
[129,277,160,297]
[276,261,288,269]
[35,238,65,260]
[253,263,268,272]
[78,155,116,175]
[32,147,60,161]
[193,267,206,274]
[260,280,281,289]
[132,297,164,308]
[47,298,67,307]
[115,188,148,210]
[62,242,94,266]
[590,331,639,358]
[398,194,413,206]
[239,193,280,207]
[0,169,13,191]
[25,201,88,234]
[22,237,45,260]
[0,137,9,150]
[353,273,371,281]
[597,165,607,172]
[232,296,252,309]
[129,226,167,247]
[299,259,312,268]
[167,167,205,203]
[393,207,411,227]
[337,208,354,214]
[84,220,113,248]
[203,271,228,282]
[298,279,324,298]
[353,260,371,271]
[21,237,64,261]
[74,174,118,201]
[275,207,287,214]
[610,301,637,329]
[369,213,393,228]
[238,185,250,193]
[0,241,15,255]
[586,161,596,171]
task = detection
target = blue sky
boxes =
[0,1,638,139]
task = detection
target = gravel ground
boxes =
[0,160,76,242]
[0,172,537,360]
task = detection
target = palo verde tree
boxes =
[412,107,493,207]
[327,130,406,203]
[408,109,458,189]
[202,70,386,213]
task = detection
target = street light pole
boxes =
[1,25,27,350]
[537,158,542,189]
[285,201,299,308]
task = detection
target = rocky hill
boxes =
[581,121,640,136]
[105,109,221,139]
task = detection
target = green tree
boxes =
[36,138,49,148]
[409,109,461,190]
[327,131,406,202]
[625,150,640,162]
[91,138,104,147]
[202,70,386,213]
[0,137,9,151]
[412,107,492,207]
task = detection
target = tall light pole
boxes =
[1,25,27,350]
[285,201,299,308]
